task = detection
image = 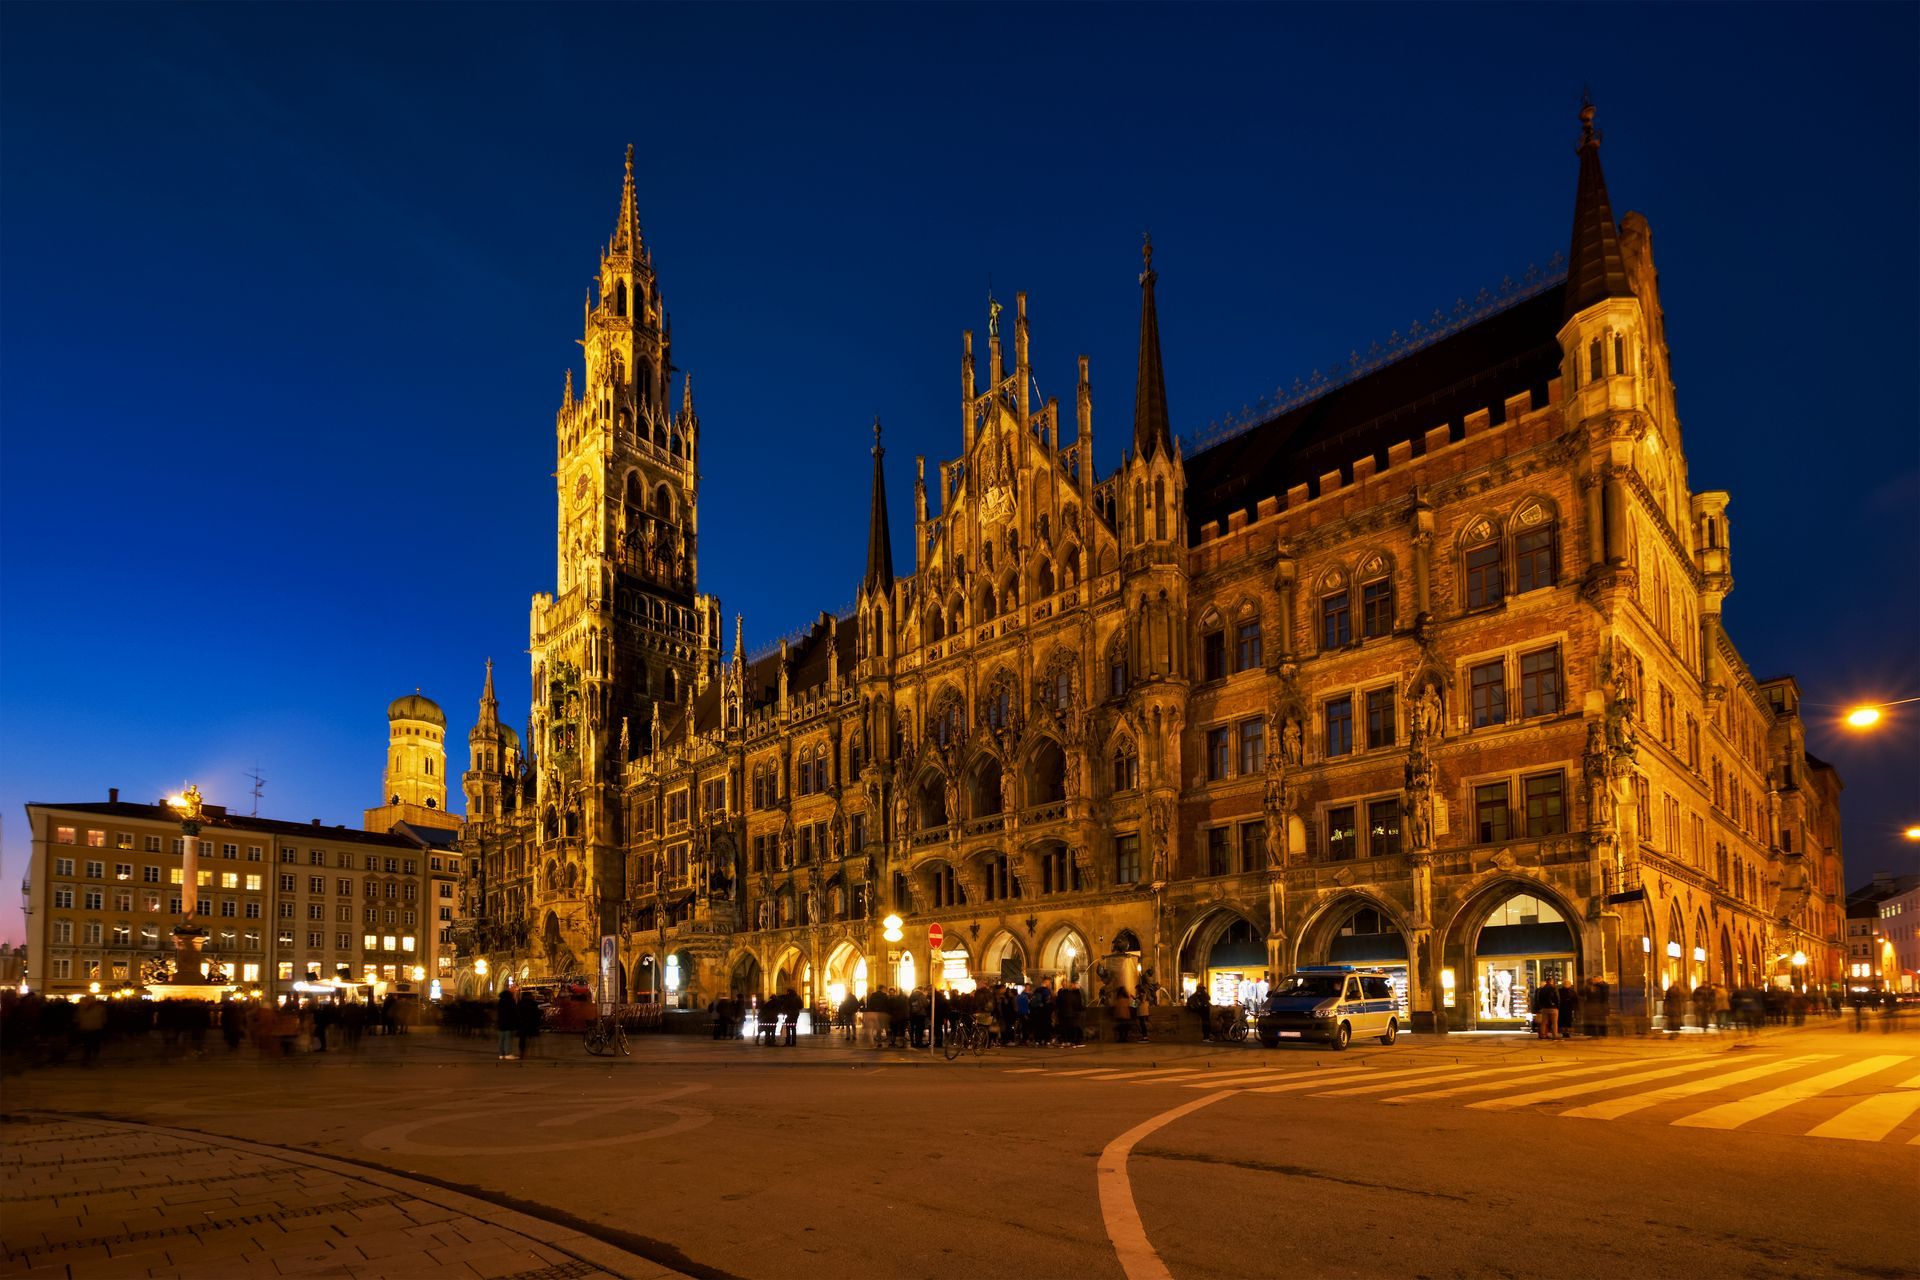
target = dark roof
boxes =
[1563,104,1634,321]
[391,821,461,849]
[25,800,421,848]
[1183,286,1564,538]
[1132,242,1173,461]
[741,613,857,712]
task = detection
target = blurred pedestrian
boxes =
[1111,984,1136,1043]
[1531,980,1559,1040]
[516,987,543,1060]
[497,986,518,1059]
[1557,978,1579,1039]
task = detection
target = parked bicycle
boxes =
[943,1019,989,1060]
[583,1013,630,1057]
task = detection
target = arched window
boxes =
[1154,477,1167,540]
[653,484,673,523]
[1111,741,1139,793]
[615,280,628,317]
[984,680,1013,731]
[1109,630,1130,697]
[1036,558,1055,598]
[928,606,945,643]
[1132,480,1145,543]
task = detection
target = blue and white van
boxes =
[1256,965,1400,1050]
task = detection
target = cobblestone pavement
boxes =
[0,1112,686,1280]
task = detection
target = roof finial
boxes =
[872,415,883,456]
[1142,231,1154,276]
[625,142,634,177]
[1578,91,1598,149]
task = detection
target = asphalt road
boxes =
[6,1025,1916,1280]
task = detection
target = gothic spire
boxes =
[681,372,695,421]
[863,417,895,597]
[1131,235,1172,461]
[477,658,498,726]
[611,143,643,256]
[1563,101,1634,322]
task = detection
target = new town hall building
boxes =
[453,110,1845,1031]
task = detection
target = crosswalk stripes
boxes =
[1382,1057,1637,1103]
[1311,1059,1593,1097]
[1801,1070,1920,1142]
[1002,1050,1920,1143]
[1559,1055,1833,1121]
[1466,1054,1781,1112]
[1671,1055,1912,1131]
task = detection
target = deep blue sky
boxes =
[3,3,1915,942]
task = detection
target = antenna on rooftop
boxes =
[245,764,266,817]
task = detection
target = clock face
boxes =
[573,471,592,508]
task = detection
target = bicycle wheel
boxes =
[616,1026,631,1056]
[584,1026,606,1055]
[943,1028,963,1061]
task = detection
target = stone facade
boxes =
[453,108,1845,1030]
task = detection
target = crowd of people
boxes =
[709,977,1128,1048]
[0,987,423,1067]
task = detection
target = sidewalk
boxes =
[0,1112,688,1280]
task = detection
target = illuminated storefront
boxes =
[1472,894,1576,1028]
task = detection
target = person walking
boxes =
[1030,979,1054,1046]
[1531,980,1560,1040]
[515,987,542,1061]
[496,986,517,1059]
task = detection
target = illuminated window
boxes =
[86,830,105,847]
[1368,799,1402,857]
[1326,806,1357,860]
[55,827,75,845]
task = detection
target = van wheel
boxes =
[1259,1031,1278,1050]
[1378,1018,1398,1046]
[1330,1022,1351,1051]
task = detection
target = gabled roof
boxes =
[1183,286,1564,538]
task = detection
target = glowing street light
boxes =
[1904,826,1920,842]
[1841,695,1919,730]
[882,913,904,943]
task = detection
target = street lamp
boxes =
[1840,695,1920,730]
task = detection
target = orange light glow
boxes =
[1844,706,1882,729]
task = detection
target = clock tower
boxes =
[526,145,721,970]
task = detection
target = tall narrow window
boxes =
[1325,696,1354,757]
[1322,591,1351,649]
[1206,827,1230,877]
[1235,619,1263,672]
[1202,630,1227,681]
[1514,524,1558,594]
[1326,806,1357,860]
[1238,718,1266,775]
[1360,578,1393,638]
[1475,782,1511,843]
[1589,337,1605,381]
[1520,648,1561,717]
[1367,798,1402,857]
[1115,835,1141,886]
[1206,727,1232,781]
[1365,687,1396,749]
[1465,539,1503,608]
[1524,773,1566,836]
[1470,660,1507,727]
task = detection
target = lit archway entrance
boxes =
[1471,891,1576,1028]
[1038,926,1090,986]
[1178,909,1265,1008]
[728,952,761,1000]
[979,930,1027,985]
[825,941,867,1007]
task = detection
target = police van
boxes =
[1256,964,1400,1050]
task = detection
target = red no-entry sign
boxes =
[928,923,944,950]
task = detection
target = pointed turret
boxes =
[1563,101,1634,321]
[681,372,695,421]
[611,143,643,256]
[1131,236,1172,461]
[863,417,895,597]
[733,613,745,666]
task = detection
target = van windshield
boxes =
[1271,975,1345,1000]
